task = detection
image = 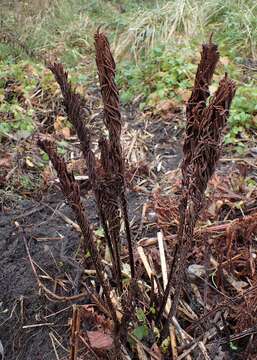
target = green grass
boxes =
[0,0,256,150]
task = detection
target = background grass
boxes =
[0,0,256,151]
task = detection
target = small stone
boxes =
[187,264,206,281]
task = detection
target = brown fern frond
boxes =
[95,30,135,279]
[37,138,118,329]
[183,37,220,182]
[159,41,236,333]
[47,63,122,286]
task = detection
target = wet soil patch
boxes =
[0,188,147,360]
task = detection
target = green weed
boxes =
[117,45,196,107]
[225,84,257,147]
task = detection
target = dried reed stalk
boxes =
[70,305,80,360]
[95,29,135,279]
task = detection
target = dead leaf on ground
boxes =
[150,343,163,359]
[54,115,71,138]
[61,127,71,139]
[176,88,191,102]
[155,100,180,120]
[67,159,86,174]
[86,330,113,350]
[0,155,12,168]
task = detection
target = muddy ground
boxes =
[0,190,148,360]
[0,105,184,360]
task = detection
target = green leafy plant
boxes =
[118,46,196,107]
[225,84,257,148]
[131,308,149,341]
[0,102,35,138]
[132,325,149,341]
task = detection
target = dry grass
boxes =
[1,0,256,63]
[114,0,256,60]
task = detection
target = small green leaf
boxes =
[149,306,156,315]
[132,325,148,340]
[246,178,257,188]
[94,227,105,238]
[229,341,238,351]
[161,337,170,353]
[235,143,246,155]
[136,308,146,322]
[42,153,49,161]
[20,175,34,189]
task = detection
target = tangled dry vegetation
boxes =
[7,31,257,359]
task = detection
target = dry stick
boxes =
[128,334,161,360]
[78,335,101,360]
[70,305,80,360]
[158,38,220,323]
[161,75,236,340]
[121,195,135,278]
[203,239,211,317]
[49,332,61,360]
[156,243,178,323]
[94,30,135,279]
[37,139,121,356]
[47,63,117,282]
[170,324,178,359]
[158,231,178,358]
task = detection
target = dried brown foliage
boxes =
[37,139,118,330]
[182,37,220,185]
[48,61,124,290]
[151,193,180,233]
[95,29,137,340]
[94,31,138,342]
[169,79,236,319]
[159,40,236,331]
[38,31,139,357]
[230,283,257,333]
[227,212,257,264]
[94,30,123,174]
[95,30,135,280]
